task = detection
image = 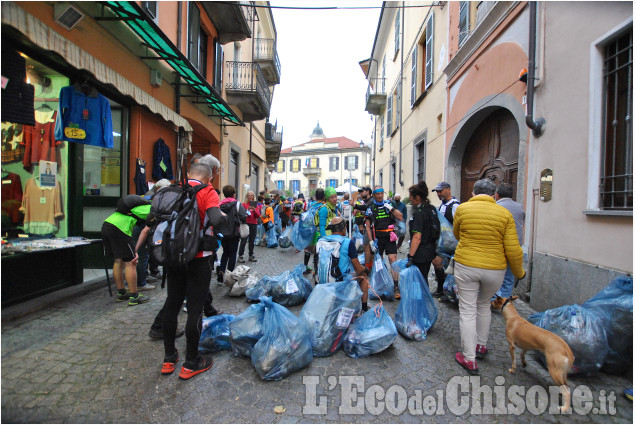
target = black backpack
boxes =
[148,183,215,267]
[115,195,150,224]
[217,200,241,238]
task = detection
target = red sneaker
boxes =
[476,344,488,360]
[455,352,479,375]
[179,355,213,380]
[161,351,179,375]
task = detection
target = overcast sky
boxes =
[267,1,381,149]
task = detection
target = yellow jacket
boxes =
[453,194,525,278]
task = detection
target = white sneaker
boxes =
[138,283,156,291]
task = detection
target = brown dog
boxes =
[499,296,575,413]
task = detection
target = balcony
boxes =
[225,61,272,122]
[265,121,283,165]
[365,78,386,115]
[303,167,322,177]
[202,1,252,44]
[254,38,281,85]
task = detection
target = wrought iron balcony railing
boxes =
[225,61,272,118]
[365,77,387,115]
[254,38,281,84]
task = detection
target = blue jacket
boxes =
[54,84,113,148]
[392,200,408,221]
[152,138,174,180]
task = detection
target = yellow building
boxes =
[270,123,371,197]
[361,1,448,199]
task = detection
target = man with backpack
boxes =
[136,163,226,380]
[216,185,247,283]
[353,186,373,270]
[316,217,370,312]
[101,195,152,305]
[364,186,404,299]
[301,188,328,275]
[337,193,352,234]
[431,181,460,299]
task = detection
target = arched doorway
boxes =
[460,108,519,202]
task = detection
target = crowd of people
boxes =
[100,152,525,380]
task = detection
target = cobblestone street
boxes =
[2,245,632,424]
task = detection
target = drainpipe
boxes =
[398,1,405,187]
[248,3,257,181]
[526,188,540,297]
[526,2,545,137]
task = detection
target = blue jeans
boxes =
[493,264,515,299]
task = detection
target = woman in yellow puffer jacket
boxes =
[452,178,525,375]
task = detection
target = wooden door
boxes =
[460,109,519,202]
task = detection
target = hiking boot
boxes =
[116,290,130,302]
[216,271,224,283]
[138,283,156,291]
[204,307,223,317]
[149,328,184,339]
[394,287,401,300]
[146,274,159,283]
[179,355,213,380]
[237,256,245,263]
[161,350,179,375]
[455,352,479,375]
[128,293,149,306]
[249,255,257,262]
[476,344,488,360]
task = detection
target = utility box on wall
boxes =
[150,69,162,88]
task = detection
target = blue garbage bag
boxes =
[254,223,264,246]
[300,278,363,356]
[266,227,278,248]
[229,302,266,357]
[251,296,313,381]
[246,263,312,307]
[343,305,398,359]
[368,252,395,301]
[395,220,406,238]
[278,226,293,248]
[436,210,458,258]
[528,304,608,375]
[199,314,235,354]
[351,227,364,252]
[392,259,438,341]
[291,205,320,251]
[443,274,458,303]
[357,252,366,265]
[581,276,633,374]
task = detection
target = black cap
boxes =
[358,186,372,193]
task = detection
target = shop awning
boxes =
[101,1,243,126]
[1,1,194,143]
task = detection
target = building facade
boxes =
[361,1,448,199]
[444,1,632,310]
[0,1,283,302]
[270,123,371,197]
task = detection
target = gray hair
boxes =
[197,154,221,174]
[188,163,212,180]
[473,179,497,196]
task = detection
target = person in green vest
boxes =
[101,195,151,305]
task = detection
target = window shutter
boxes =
[188,2,200,67]
[144,1,157,19]
[336,156,339,170]
[425,12,434,89]
[394,10,400,57]
[354,156,359,170]
[214,40,223,91]
[459,2,469,47]
[411,47,417,105]
[387,96,393,135]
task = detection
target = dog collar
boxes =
[500,298,512,311]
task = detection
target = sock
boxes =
[304,251,311,267]
[434,267,446,293]
[129,292,138,298]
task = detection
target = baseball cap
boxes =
[358,186,372,193]
[432,182,451,192]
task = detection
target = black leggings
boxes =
[220,236,240,273]
[238,223,257,257]
[163,256,213,362]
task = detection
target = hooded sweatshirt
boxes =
[218,197,247,238]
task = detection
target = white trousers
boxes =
[454,262,506,362]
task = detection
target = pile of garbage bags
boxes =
[223,265,257,297]
[392,259,438,341]
[368,252,395,301]
[245,263,313,307]
[278,226,293,248]
[528,275,632,375]
[343,305,397,359]
[300,278,362,357]
[251,296,313,381]
[229,302,266,357]
[435,211,458,258]
[199,314,235,354]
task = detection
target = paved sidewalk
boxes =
[1,245,632,423]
